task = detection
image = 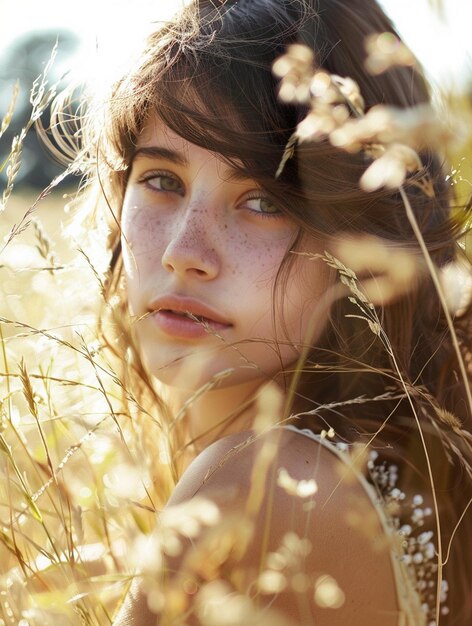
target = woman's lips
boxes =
[146,296,232,339]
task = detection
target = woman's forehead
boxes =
[133,115,251,181]
[136,117,192,154]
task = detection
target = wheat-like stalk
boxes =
[0,81,19,142]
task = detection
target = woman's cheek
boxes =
[257,241,291,283]
[122,205,167,267]
[121,205,162,313]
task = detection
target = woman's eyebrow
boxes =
[130,146,188,166]
[224,168,254,183]
[131,146,254,184]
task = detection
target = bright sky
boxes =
[1,0,471,89]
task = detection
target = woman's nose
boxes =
[161,206,220,280]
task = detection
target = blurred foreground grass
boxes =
[0,189,155,625]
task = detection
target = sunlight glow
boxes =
[1,1,471,88]
[1,1,187,85]
[379,0,472,88]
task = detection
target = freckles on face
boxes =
[120,117,333,388]
[123,194,285,292]
[121,204,161,285]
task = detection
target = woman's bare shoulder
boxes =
[167,427,400,625]
[169,428,348,504]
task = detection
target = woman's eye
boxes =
[245,196,281,216]
[141,172,184,194]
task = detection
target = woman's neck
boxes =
[162,377,274,458]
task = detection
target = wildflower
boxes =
[294,75,361,144]
[196,581,254,626]
[275,44,455,197]
[273,44,314,104]
[296,109,339,142]
[258,570,287,594]
[320,427,335,439]
[439,260,472,316]
[360,143,423,192]
[314,575,345,609]
[365,32,415,75]
[282,532,312,559]
[160,497,221,537]
[329,102,451,164]
[333,235,418,305]
[331,75,365,115]
[277,467,318,498]
[329,105,395,151]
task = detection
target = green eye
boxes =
[141,171,184,194]
[245,196,281,216]
[259,197,279,214]
[158,175,181,192]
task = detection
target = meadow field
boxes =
[1,7,472,623]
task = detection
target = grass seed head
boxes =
[314,574,345,609]
[365,32,416,75]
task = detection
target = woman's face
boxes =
[121,117,333,390]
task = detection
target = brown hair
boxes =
[68,0,472,621]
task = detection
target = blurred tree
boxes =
[0,30,79,189]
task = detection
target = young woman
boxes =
[65,0,472,623]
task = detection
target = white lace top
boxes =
[282,424,448,626]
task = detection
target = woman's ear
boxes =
[330,234,420,307]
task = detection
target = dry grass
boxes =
[0,192,134,624]
[0,12,471,626]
